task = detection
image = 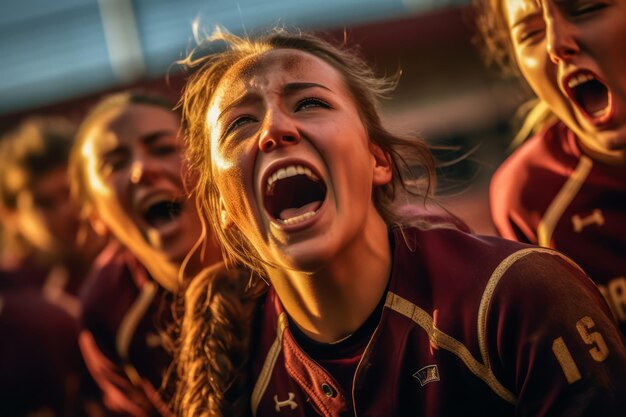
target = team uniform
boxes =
[0,254,85,319]
[79,241,174,417]
[250,226,626,417]
[0,265,92,417]
[490,121,626,334]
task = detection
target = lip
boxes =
[133,187,180,215]
[132,187,185,236]
[562,69,614,127]
[259,158,328,232]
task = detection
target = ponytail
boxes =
[171,263,267,417]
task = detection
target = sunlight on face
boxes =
[207,102,233,171]
[81,129,116,198]
[204,48,386,273]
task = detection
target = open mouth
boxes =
[566,72,611,121]
[264,164,327,225]
[142,198,183,228]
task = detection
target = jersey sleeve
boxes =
[489,164,536,244]
[79,329,160,417]
[487,250,626,417]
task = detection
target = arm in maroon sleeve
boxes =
[79,330,159,417]
[488,251,626,416]
[489,159,537,244]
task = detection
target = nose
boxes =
[129,157,161,184]
[258,109,301,152]
[545,9,579,64]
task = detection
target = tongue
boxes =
[576,81,608,115]
[279,200,322,221]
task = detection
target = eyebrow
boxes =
[141,130,176,145]
[217,82,332,122]
[508,0,543,29]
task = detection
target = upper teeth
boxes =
[140,194,172,213]
[568,73,594,89]
[266,165,318,193]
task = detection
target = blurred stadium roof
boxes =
[0,0,469,116]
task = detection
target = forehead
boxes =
[503,0,541,27]
[212,48,347,109]
[95,103,176,137]
[84,103,177,151]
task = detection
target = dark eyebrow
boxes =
[217,82,332,123]
[141,130,176,145]
[217,93,262,123]
[510,10,542,30]
[282,82,332,95]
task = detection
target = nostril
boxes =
[283,135,296,143]
[261,138,276,152]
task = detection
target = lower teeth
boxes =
[280,211,316,225]
[592,108,608,117]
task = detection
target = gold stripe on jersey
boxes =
[251,312,289,417]
[116,280,157,360]
[385,291,516,404]
[538,155,593,247]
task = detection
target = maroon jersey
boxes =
[79,241,173,417]
[0,255,83,319]
[490,121,626,334]
[250,226,626,417]
[0,271,86,416]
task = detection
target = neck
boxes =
[269,212,392,344]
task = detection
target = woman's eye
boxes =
[100,155,127,173]
[295,98,331,112]
[153,144,177,156]
[518,28,545,44]
[570,2,607,16]
[225,115,256,135]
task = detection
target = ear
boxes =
[370,144,392,186]
[219,196,234,229]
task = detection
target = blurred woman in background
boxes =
[0,117,106,416]
[474,0,626,335]
[69,91,223,417]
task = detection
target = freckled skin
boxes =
[209,49,386,272]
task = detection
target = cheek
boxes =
[90,175,123,215]
[215,164,248,217]
[517,48,545,85]
[214,143,254,207]
[518,49,559,98]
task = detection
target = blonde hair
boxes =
[170,263,265,417]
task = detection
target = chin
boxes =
[277,244,337,274]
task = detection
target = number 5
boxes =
[551,316,609,384]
